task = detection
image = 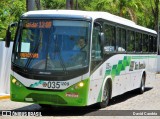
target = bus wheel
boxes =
[99,81,110,108]
[139,75,145,94]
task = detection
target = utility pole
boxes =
[26,0,35,11]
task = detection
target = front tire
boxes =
[98,81,110,108]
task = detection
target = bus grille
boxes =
[26,93,67,104]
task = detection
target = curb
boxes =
[0,95,10,100]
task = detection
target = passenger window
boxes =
[103,24,116,52]
[121,29,126,52]
[117,28,126,52]
[135,33,142,52]
[127,31,135,52]
[149,36,154,52]
[142,34,149,52]
[153,37,157,53]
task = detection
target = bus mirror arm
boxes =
[5,22,18,48]
[100,32,105,46]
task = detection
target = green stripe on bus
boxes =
[97,55,156,102]
[132,56,157,59]
[105,55,156,79]
[97,56,132,102]
[105,56,131,79]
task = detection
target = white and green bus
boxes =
[5,10,157,108]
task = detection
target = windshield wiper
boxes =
[51,34,67,75]
[24,36,41,69]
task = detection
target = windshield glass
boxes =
[12,20,90,71]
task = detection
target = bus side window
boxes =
[142,34,149,52]
[135,33,142,52]
[117,28,126,52]
[103,24,116,52]
[149,36,154,52]
[153,37,157,53]
[91,24,102,71]
[127,31,135,52]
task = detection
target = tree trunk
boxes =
[26,0,35,11]
[66,0,70,9]
[154,0,159,32]
[35,0,41,10]
[76,0,78,10]
[66,0,74,10]
[150,0,159,32]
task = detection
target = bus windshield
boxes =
[12,19,90,72]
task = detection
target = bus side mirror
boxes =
[5,22,18,48]
[5,29,11,47]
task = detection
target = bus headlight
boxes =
[12,78,17,84]
[12,78,21,87]
[74,81,84,89]
[78,82,84,87]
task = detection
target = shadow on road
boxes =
[12,104,100,116]
[11,87,153,116]
[109,87,153,106]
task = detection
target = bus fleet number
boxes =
[47,81,69,89]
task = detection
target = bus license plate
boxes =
[42,81,69,89]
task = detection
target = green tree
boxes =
[150,0,159,31]
[0,0,26,39]
[42,0,66,9]
[0,0,159,40]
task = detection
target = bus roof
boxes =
[22,10,157,34]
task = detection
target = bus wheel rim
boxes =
[141,77,145,91]
[103,85,108,101]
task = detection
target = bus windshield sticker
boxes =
[20,53,39,58]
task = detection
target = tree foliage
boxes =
[0,0,159,39]
[0,0,26,39]
[42,0,66,9]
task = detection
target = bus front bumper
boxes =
[10,75,89,107]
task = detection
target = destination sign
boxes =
[24,21,52,28]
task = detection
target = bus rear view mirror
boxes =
[99,32,104,45]
[5,29,11,47]
[5,22,18,48]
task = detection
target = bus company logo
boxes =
[42,82,47,87]
[66,92,79,98]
